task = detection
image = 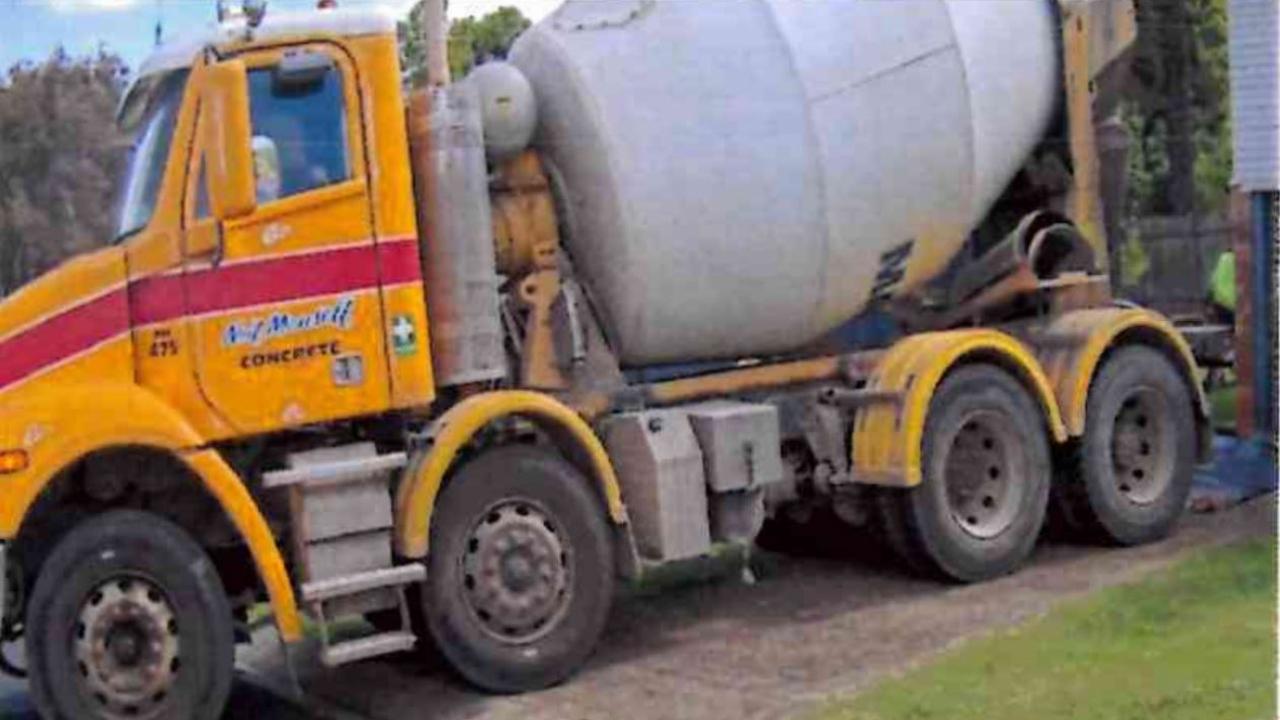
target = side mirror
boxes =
[200,59,257,221]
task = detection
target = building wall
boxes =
[1230,0,1280,192]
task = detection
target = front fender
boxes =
[0,382,205,536]
[0,382,304,642]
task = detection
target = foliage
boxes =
[812,539,1277,720]
[1117,226,1152,287]
[398,3,531,87]
[1125,0,1233,217]
[0,49,128,296]
[1209,383,1238,431]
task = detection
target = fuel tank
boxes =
[510,0,1059,365]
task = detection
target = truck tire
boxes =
[25,510,234,720]
[878,365,1051,582]
[422,446,614,693]
[1054,345,1195,545]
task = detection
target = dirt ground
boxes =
[238,495,1277,720]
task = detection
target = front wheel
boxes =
[1054,345,1196,545]
[25,510,235,720]
[878,365,1051,582]
[423,446,615,693]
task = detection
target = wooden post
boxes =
[1231,189,1255,437]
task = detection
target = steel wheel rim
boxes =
[942,410,1026,540]
[1110,387,1174,505]
[73,575,181,720]
[460,498,573,645]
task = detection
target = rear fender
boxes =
[851,329,1068,487]
[1028,306,1211,461]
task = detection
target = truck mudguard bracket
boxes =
[394,390,628,559]
[851,329,1068,487]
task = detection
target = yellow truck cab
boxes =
[0,3,1210,719]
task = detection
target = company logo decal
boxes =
[240,340,343,370]
[23,424,48,448]
[222,297,355,347]
[262,222,292,248]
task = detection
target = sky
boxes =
[0,0,560,73]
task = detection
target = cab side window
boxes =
[247,60,349,204]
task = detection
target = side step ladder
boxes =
[265,443,426,668]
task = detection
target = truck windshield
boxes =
[115,71,188,242]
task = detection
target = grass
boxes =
[811,540,1277,720]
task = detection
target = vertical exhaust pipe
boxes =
[408,0,507,388]
[422,0,450,87]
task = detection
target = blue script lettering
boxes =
[222,297,356,347]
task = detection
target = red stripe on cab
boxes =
[0,288,129,391]
[131,237,421,326]
[4,237,422,393]
[378,237,423,286]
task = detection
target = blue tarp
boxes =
[1192,434,1278,505]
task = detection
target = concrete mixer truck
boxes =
[0,1,1210,716]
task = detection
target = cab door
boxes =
[185,46,392,434]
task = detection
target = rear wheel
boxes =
[25,510,234,720]
[1054,345,1196,544]
[879,365,1051,582]
[422,446,614,693]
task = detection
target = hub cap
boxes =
[1111,388,1173,505]
[74,576,180,719]
[461,500,571,644]
[943,411,1025,539]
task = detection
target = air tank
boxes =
[510,0,1060,366]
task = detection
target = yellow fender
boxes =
[1030,306,1210,454]
[395,390,627,559]
[852,329,1069,487]
[182,450,302,642]
[0,383,303,643]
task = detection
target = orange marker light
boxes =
[0,450,29,474]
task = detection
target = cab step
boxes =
[263,450,408,488]
[276,443,427,668]
[301,565,426,604]
[321,631,417,668]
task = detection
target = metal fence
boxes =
[1111,215,1233,318]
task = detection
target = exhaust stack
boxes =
[409,0,507,388]
[422,0,450,87]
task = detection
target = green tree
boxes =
[398,3,531,87]
[1125,0,1232,217]
[0,49,128,296]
